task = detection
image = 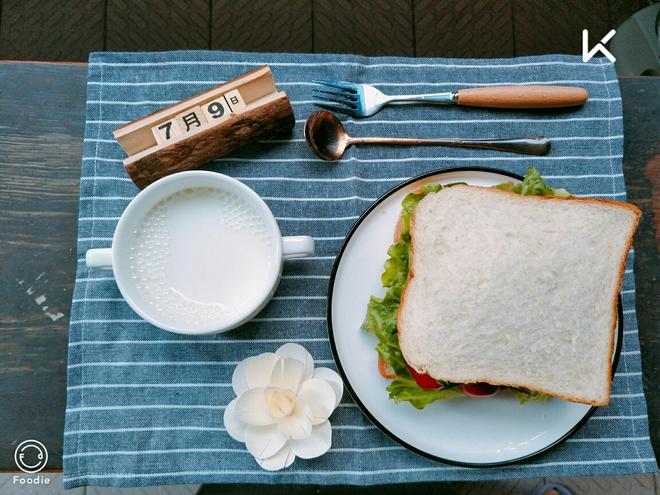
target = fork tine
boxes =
[312,79,358,93]
[313,89,358,102]
[314,97,358,110]
[312,92,358,109]
[314,97,357,110]
[313,102,357,117]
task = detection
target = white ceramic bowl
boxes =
[85,171,314,335]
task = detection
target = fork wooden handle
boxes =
[456,85,589,109]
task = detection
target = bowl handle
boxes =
[282,236,315,260]
[86,248,113,270]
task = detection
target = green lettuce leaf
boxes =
[362,167,567,408]
[380,241,409,290]
[362,241,410,375]
[495,167,571,197]
[512,389,551,404]
[387,377,465,409]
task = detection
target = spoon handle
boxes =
[349,136,551,156]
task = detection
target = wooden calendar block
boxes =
[151,118,182,145]
[223,89,246,112]
[201,96,232,123]
[175,105,208,134]
[114,66,295,189]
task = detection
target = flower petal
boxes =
[231,359,250,396]
[270,357,306,393]
[276,343,314,382]
[234,388,275,426]
[255,446,296,471]
[245,353,281,389]
[312,367,344,408]
[223,398,247,442]
[277,401,313,440]
[244,425,288,459]
[296,378,337,425]
[291,421,332,459]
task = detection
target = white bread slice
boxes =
[397,185,640,406]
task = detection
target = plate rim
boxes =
[326,166,624,467]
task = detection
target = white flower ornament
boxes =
[224,343,344,470]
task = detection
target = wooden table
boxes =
[0,62,657,474]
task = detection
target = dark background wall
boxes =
[0,0,654,61]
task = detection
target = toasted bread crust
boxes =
[396,185,641,406]
[378,355,397,379]
[604,195,641,404]
[393,217,404,243]
[396,207,417,382]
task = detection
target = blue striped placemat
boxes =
[63,51,657,488]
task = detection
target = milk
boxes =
[128,187,274,329]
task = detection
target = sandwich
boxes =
[362,168,640,408]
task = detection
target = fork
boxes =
[312,80,589,118]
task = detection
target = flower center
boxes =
[267,389,296,418]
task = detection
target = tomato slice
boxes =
[461,383,499,398]
[407,365,441,390]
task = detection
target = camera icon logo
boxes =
[14,440,48,474]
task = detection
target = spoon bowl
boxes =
[304,111,349,161]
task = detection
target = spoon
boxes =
[304,111,550,161]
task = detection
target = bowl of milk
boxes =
[85,171,314,334]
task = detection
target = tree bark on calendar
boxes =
[123,94,295,189]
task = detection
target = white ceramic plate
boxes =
[328,167,622,466]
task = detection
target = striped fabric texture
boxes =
[63,51,657,488]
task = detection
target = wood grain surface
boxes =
[0,64,657,495]
[513,0,612,56]
[106,0,210,51]
[0,0,104,61]
[0,0,651,61]
[619,76,660,456]
[211,0,313,53]
[456,85,589,108]
[313,0,415,56]
[0,62,88,470]
[414,0,514,58]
